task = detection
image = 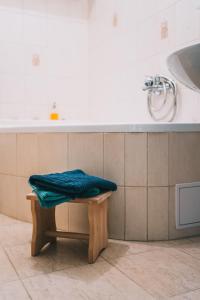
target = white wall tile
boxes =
[47,0,71,18]
[175,0,200,47]
[0,43,24,75]
[0,11,23,43]
[0,75,24,104]
[89,0,200,123]
[24,75,48,106]
[23,0,48,16]
[0,2,89,120]
[23,14,47,46]
[24,45,47,76]
[0,0,23,12]
[0,0,198,122]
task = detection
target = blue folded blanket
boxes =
[29,169,117,208]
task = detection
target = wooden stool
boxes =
[26,192,112,264]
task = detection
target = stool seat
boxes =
[26,191,112,263]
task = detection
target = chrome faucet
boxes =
[142,76,154,91]
[143,75,171,94]
[142,74,177,122]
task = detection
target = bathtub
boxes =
[0,120,200,133]
[0,120,200,241]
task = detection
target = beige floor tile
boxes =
[171,288,200,299]
[190,236,200,243]
[47,238,98,271]
[0,247,18,285]
[3,214,200,300]
[109,248,200,298]
[0,222,32,248]
[0,280,29,300]
[5,243,54,279]
[0,214,22,226]
[169,239,195,248]
[23,261,153,300]
[101,240,136,260]
[101,239,172,261]
[5,239,98,279]
[170,239,200,260]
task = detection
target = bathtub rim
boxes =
[0,121,200,133]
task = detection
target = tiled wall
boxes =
[88,0,200,123]
[1,131,200,241]
[1,1,200,122]
[0,0,89,121]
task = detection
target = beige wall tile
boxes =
[108,187,125,240]
[125,187,147,241]
[16,177,32,223]
[125,133,147,187]
[104,133,124,185]
[148,133,168,186]
[56,203,69,231]
[68,203,89,234]
[148,187,169,241]
[17,134,38,177]
[0,174,17,218]
[0,134,17,175]
[169,133,200,185]
[169,186,200,239]
[38,133,68,174]
[68,133,103,177]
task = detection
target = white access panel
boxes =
[176,182,200,229]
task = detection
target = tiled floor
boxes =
[1,215,200,300]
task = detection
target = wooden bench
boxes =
[26,191,112,263]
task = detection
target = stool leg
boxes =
[88,199,108,263]
[31,200,57,256]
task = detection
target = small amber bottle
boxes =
[50,102,59,120]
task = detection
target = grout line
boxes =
[19,279,33,300]
[123,133,126,240]
[168,133,170,240]
[101,255,155,298]
[146,133,149,241]
[3,247,32,299]
[175,247,200,262]
[168,287,200,299]
[0,172,172,187]
[102,133,105,178]
[134,0,182,26]
[67,133,70,231]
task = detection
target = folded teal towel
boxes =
[29,169,117,208]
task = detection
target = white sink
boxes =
[167,43,200,93]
